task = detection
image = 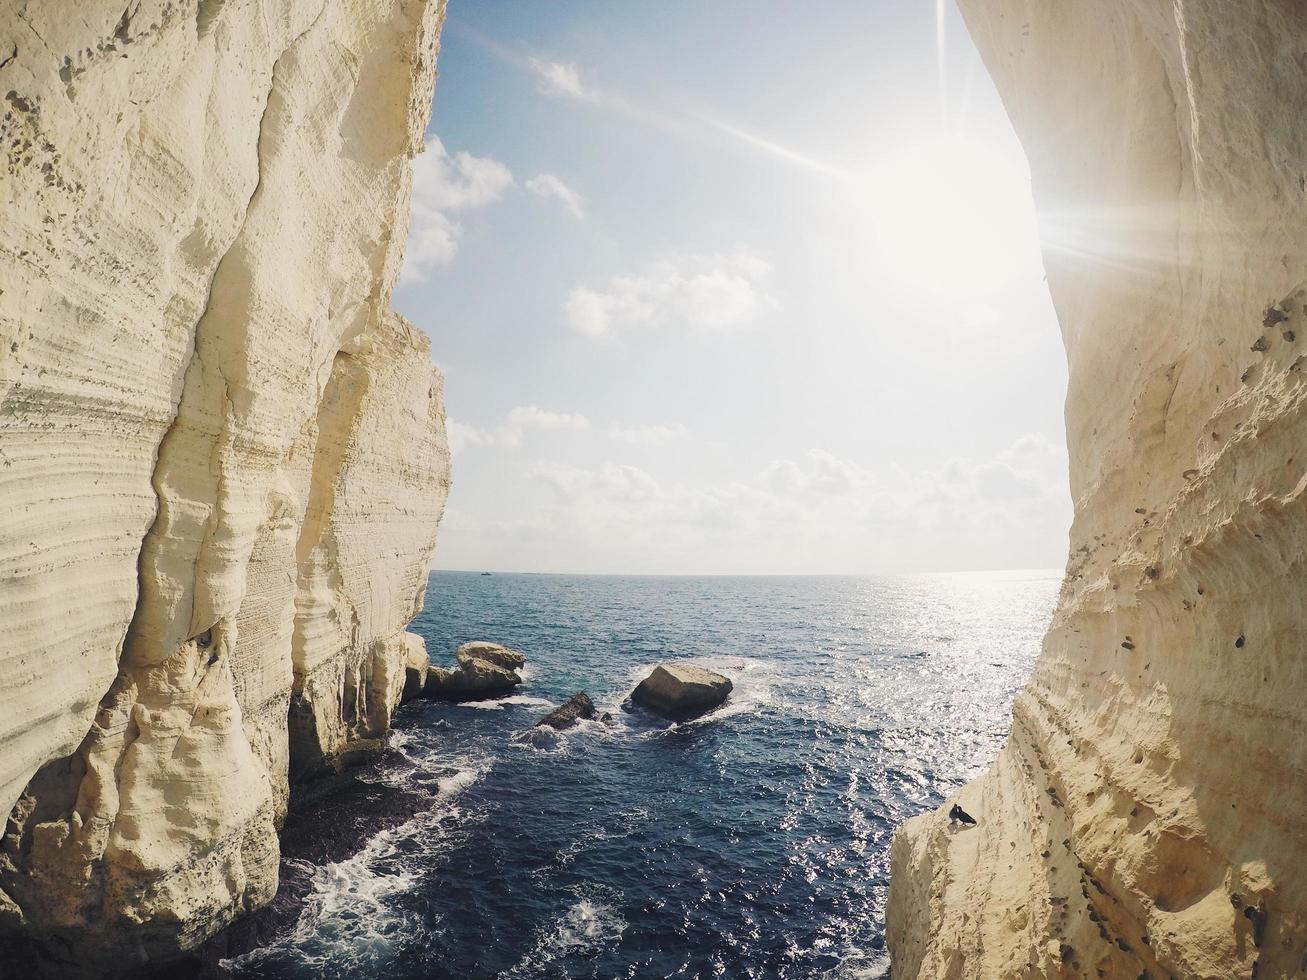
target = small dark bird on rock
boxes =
[949,803,977,826]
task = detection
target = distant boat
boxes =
[480,571,492,576]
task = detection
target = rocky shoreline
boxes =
[134,742,438,980]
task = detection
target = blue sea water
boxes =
[230,570,1059,980]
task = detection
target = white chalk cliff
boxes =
[0,0,449,972]
[890,3,1307,977]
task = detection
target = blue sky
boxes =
[393,0,1071,574]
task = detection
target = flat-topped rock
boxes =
[423,657,521,702]
[631,664,732,719]
[536,692,597,730]
[455,640,526,671]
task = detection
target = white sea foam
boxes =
[502,888,627,977]
[222,824,424,974]
[222,753,490,975]
[438,766,482,797]
[824,950,892,979]
[456,694,555,711]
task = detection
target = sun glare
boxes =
[863,135,1042,296]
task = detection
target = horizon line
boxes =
[427,566,1064,578]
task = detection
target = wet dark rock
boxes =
[514,726,559,749]
[536,692,597,730]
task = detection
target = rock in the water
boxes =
[401,644,431,705]
[514,726,560,749]
[536,693,597,730]
[423,657,521,702]
[455,640,526,671]
[631,664,732,719]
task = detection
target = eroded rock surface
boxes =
[422,657,521,701]
[632,664,732,719]
[455,640,526,671]
[0,0,449,973]
[889,4,1307,977]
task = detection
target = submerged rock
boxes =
[536,692,597,730]
[514,726,560,749]
[423,657,521,702]
[455,640,526,671]
[631,664,732,719]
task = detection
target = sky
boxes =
[392,0,1071,575]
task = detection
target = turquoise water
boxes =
[231,570,1059,979]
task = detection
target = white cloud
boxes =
[527,57,601,102]
[564,251,772,338]
[401,136,514,283]
[448,405,590,454]
[438,434,1070,573]
[607,422,688,445]
[525,173,586,220]
[911,435,1068,509]
[764,449,876,498]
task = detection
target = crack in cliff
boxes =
[126,1,330,667]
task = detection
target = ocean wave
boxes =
[224,755,489,977]
[823,950,892,979]
[454,694,555,711]
[222,823,424,976]
[501,887,627,978]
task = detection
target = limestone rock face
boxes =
[889,4,1307,978]
[455,640,526,671]
[401,636,431,704]
[422,657,521,702]
[0,0,449,972]
[631,664,732,719]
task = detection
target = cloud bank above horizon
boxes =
[394,1,1070,575]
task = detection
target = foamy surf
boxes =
[454,694,555,711]
[501,888,627,978]
[823,951,893,979]
[223,754,489,976]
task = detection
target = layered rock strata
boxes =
[890,3,1307,977]
[0,0,449,973]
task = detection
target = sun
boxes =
[861,134,1042,297]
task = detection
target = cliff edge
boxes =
[0,0,449,973]
[889,3,1307,977]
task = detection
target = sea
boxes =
[227,569,1060,980]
